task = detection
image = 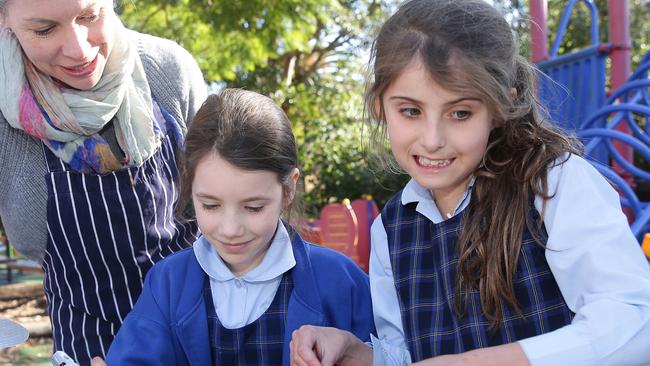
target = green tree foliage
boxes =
[117,0,407,215]
[117,0,649,216]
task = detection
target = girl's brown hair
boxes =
[176,88,303,228]
[366,0,581,329]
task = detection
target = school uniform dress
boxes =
[105,221,374,366]
[202,274,293,364]
[370,154,650,366]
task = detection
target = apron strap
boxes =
[41,142,67,173]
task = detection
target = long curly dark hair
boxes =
[365,0,582,329]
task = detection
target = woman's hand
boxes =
[290,325,372,366]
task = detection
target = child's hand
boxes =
[411,343,530,366]
[290,325,339,366]
[91,357,107,366]
[290,325,371,366]
[411,354,471,366]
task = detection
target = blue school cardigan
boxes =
[105,233,374,366]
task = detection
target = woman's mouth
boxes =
[60,55,99,77]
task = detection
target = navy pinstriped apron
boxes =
[41,105,198,365]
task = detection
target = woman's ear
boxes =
[510,87,517,100]
[373,97,383,120]
[285,168,300,206]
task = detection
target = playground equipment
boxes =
[306,1,650,267]
[319,199,361,268]
[532,0,650,250]
[303,198,379,272]
[535,0,608,133]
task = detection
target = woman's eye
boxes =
[84,14,100,22]
[399,107,421,117]
[451,110,471,120]
[245,206,264,213]
[34,27,54,37]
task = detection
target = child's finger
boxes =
[91,357,107,366]
[291,327,324,366]
[290,339,309,366]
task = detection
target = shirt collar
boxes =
[400,177,476,224]
[193,220,296,283]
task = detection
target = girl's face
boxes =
[4,0,114,90]
[382,57,494,209]
[192,152,298,277]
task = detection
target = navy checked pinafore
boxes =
[42,102,198,365]
[382,192,574,361]
[203,272,294,366]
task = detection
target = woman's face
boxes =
[3,0,115,90]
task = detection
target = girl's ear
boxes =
[285,168,300,206]
[492,87,518,129]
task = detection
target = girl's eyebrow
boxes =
[193,193,271,203]
[193,192,219,200]
[241,197,271,203]
[443,97,482,107]
[388,95,481,106]
[387,96,423,104]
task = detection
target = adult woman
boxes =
[0,0,207,364]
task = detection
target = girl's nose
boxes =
[218,212,244,239]
[421,117,445,152]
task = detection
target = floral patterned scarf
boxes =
[0,17,161,174]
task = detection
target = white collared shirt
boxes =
[370,154,650,365]
[193,220,296,329]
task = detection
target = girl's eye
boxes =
[451,110,471,120]
[201,203,220,211]
[245,206,264,213]
[399,107,421,117]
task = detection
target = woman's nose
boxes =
[61,25,93,61]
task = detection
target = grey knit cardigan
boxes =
[0,30,207,262]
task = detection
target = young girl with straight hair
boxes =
[290,0,650,365]
[103,89,373,365]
